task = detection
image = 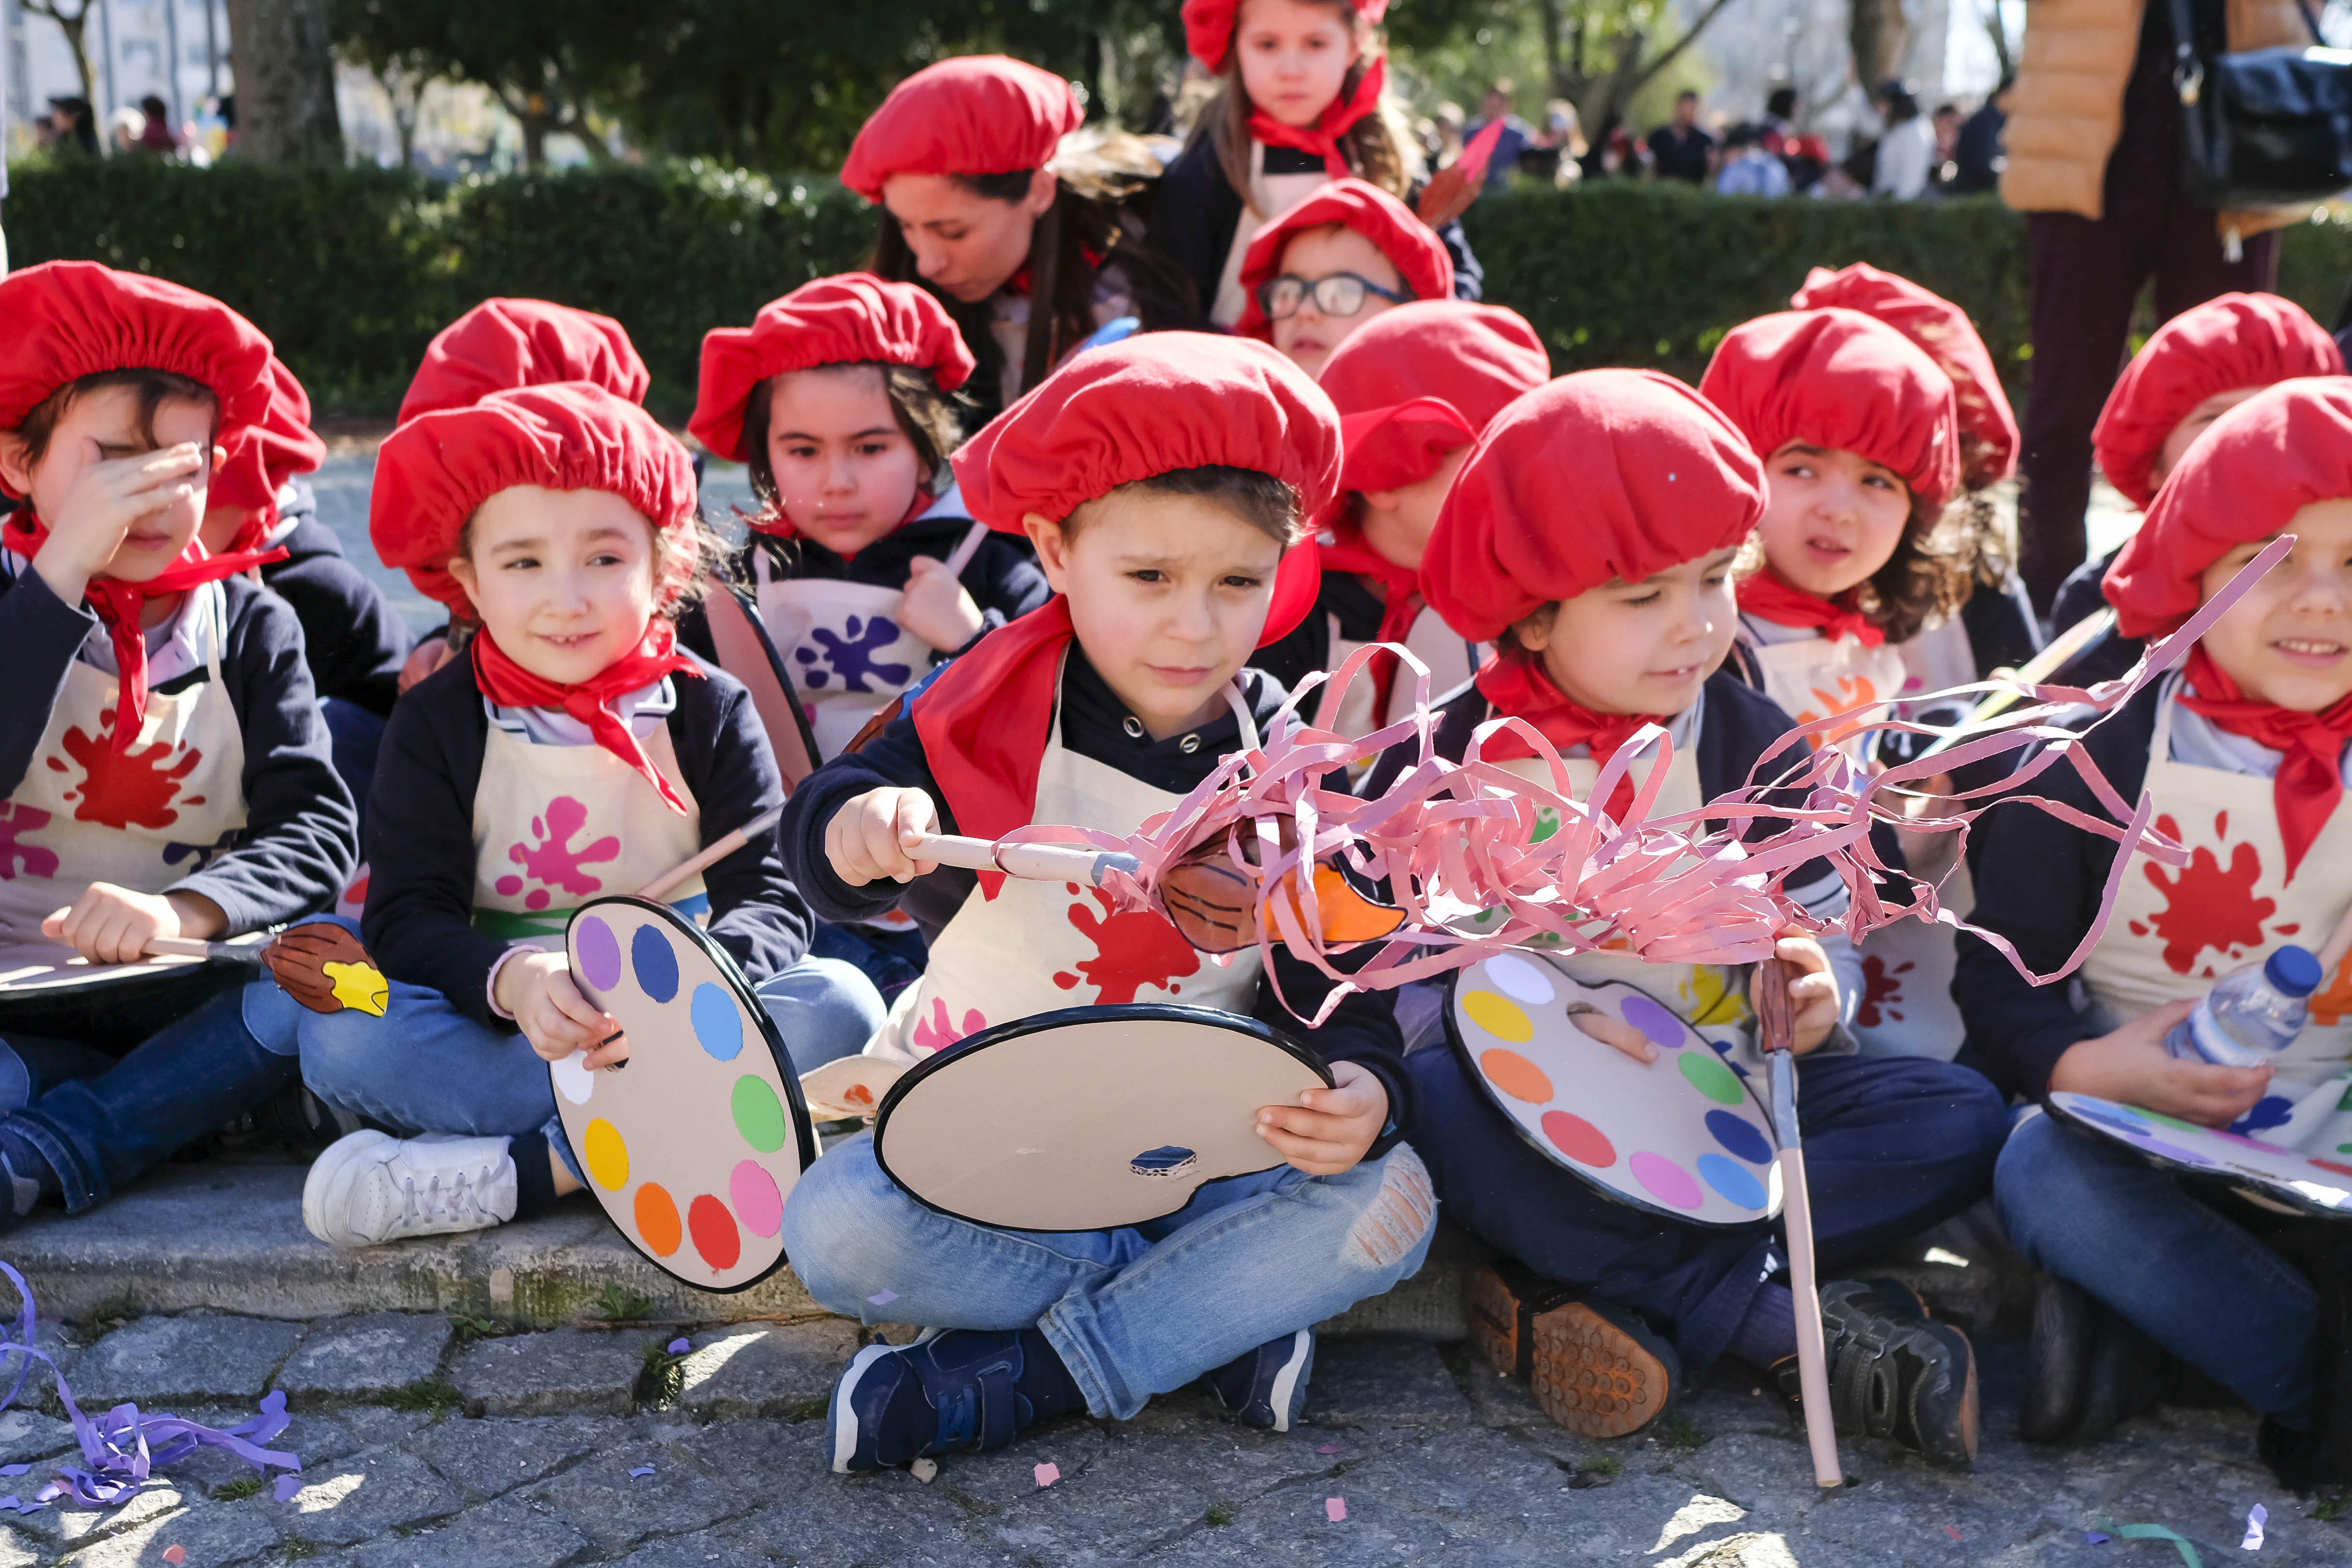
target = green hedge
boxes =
[6,157,2352,417]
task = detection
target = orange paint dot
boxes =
[634,1184,682,1257]
[1478,1048,1554,1104]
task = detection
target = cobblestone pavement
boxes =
[0,1308,2336,1567]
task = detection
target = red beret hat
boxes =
[1318,300,1548,495]
[211,358,327,542]
[687,273,975,463]
[2093,292,2343,511]
[841,56,1082,203]
[950,332,1339,645]
[1791,263,2018,488]
[1234,178,1452,341]
[1421,370,1766,643]
[398,298,648,425]
[2104,377,2352,638]
[371,382,697,615]
[0,260,273,472]
[1183,0,1389,71]
[1699,307,1960,515]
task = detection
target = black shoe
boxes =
[1778,1279,1978,1466]
[2021,1276,2093,1443]
[2261,1413,2324,1492]
[1202,1329,1315,1432]
[236,1086,364,1155]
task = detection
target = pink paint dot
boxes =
[728,1160,784,1238]
[527,890,550,910]
[1629,1152,1703,1210]
[495,875,522,896]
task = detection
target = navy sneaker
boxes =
[826,1328,1081,1474]
[1202,1329,1316,1432]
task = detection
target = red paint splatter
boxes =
[53,720,201,829]
[912,995,986,1054]
[496,796,619,905]
[0,804,58,882]
[1053,887,1200,1004]
[2140,813,2276,975]
[2312,1157,2352,1179]
[1854,955,1913,1029]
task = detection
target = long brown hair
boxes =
[1186,5,1421,208]
[1734,490,2005,645]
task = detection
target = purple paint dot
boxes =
[1629,1151,1703,1210]
[1618,995,1683,1049]
[575,917,621,993]
[2139,1138,2220,1167]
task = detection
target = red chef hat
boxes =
[398,298,649,425]
[841,56,1083,203]
[2093,292,2344,511]
[1318,300,1549,497]
[1790,263,2018,489]
[688,273,975,464]
[211,357,326,544]
[2105,377,2352,638]
[1182,0,1389,70]
[1699,307,1960,515]
[1422,369,1767,643]
[370,381,697,615]
[1234,178,1453,342]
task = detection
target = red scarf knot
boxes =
[1249,56,1388,179]
[1473,655,1665,821]
[2180,644,2352,879]
[469,620,705,815]
[1736,572,1885,648]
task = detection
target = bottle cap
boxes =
[2264,944,2323,998]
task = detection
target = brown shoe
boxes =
[1467,1264,1679,1438]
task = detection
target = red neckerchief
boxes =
[2179,644,2352,879]
[1005,243,1109,300]
[911,596,1074,872]
[746,489,933,560]
[469,620,705,815]
[1474,655,1663,820]
[1736,571,1885,648]
[1250,56,1387,178]
[1318,523,1423,720]
[2,510,286,751]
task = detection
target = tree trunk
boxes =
[25,3,99,147]
[1849,0,1909,93]
[223,0,343,161]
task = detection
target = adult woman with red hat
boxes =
[281,380,881,1252]
[1963,378,2352,1480]
[1361,369,2005,1465]
[0,260,356,1233]
[1154,0,1479,330]
[847,55,1199,422]
[775,332,1429,1473]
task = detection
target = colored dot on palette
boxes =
[1478,1048,1554,1103]
[1696,1152,1767,1209]
[1705,1109,1772,1164]
[1629,1151,1702,1210]
[1678,1049,1744,1107]
[730,1160,784,1238]
[1481,954,1556,1005]
[1541,1109,1615,1167]
[632,925,679,1004]
[689,1194,741,1270]
[1619,995,1683,1049]
[1462,991,1534,1042]
[691,982,742,1062]
[635,1184,682,1257]
[731,1075,789,1153]
[584,1119,629,1191]
[575,917,621,993]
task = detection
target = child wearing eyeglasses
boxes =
[1234,179,1454,378]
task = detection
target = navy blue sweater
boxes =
[777,644,1416,1146]
[363,650,814,1030]
[261,481,416,717]
[0,561,357,933]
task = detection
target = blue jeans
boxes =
[779,1131,1437,1420]
[1995,1109,2319,1416]
[0,978,296,1211]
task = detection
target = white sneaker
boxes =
[302,1130,519,1247]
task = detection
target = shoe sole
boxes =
[301,1130,393,1247]
[1264,1330,1313,1433]
[829,1341,905,1474]
[1468,1264,1532,1381]
[1930,1320,1981,1467]
[1527,1302,1674,1439]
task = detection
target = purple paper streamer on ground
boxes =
[273,1475,300,1502]
[2087,1532,2111,1545]
[0,1260,299,1509]
[2242,1503,2266,1550]
[629,1465,656,1478]
[0,1464,26,1476]
[666,1338,690,1355]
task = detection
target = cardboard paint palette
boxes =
[872,1004,1332,1232]
[1447,952,1782,1228]
[2049,1091,2352,1219]
[558,896,816,1289]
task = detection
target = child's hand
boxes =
[1751,935,1840,1054]
[2049,998,2273,1127]
[497,951,629,1067]
[825,787,941,885]
[42,885,222,964]
[897,557,983,653]
[1257,1059,1389,1176]
[399,635,454,694]
[31,441,209,603]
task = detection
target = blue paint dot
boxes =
[690,981,743,1061]
[1705,1109,1772,1165]
[1697,1152,1767,1210]
[631,924,679,1003]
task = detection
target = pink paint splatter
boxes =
[498,796,619,905]
[0,803,58,882]
[911,995,986,1054]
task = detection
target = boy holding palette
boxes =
[1960,377,2352,1480]
[1364,370,2007,1465]
[775,333,1432,1473]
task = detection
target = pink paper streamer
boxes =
[1327,1496,1348,1523]
[1035,1462,1060,1488]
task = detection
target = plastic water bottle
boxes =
[2163,945,2324,1068]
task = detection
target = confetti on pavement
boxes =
[1034,1462,1059,1488]
[1326,1497,1347,1523]
[868,1291,899,1307]
[628,1465,656,1478]
[2243,1505,2266,1551]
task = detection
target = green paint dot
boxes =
[2138,1108,2201,1133]
[1678,1049,1745,1107]
[731,1074,788,1153]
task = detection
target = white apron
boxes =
[751,549,932,759]
[0,583,247,934]
[1210,145,1331,328]
[1740,622,1908,761]
[867,665,1265,1064]
[469,719,706,942]
[1315,602,1486,743]
[2081,683,2352,1148]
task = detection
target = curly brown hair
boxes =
[1734,487,2009,645]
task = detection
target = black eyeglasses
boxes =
[1256,271,1413,321]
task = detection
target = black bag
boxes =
[2171,0,2352,209]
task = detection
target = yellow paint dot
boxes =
[321,961,388,1017]
[584,1118,629,1191]
[1462,990,1534,1042]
